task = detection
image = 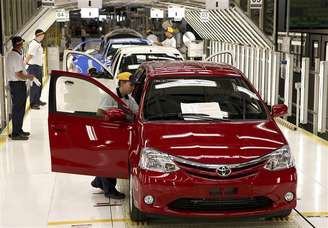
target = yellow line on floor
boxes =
[298,127,328,148]
[301,212,328,217]
[48,218,131,226]
[47,212,328,226]
[0,76,49,146]
[277,117,328,148]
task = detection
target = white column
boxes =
[240,46,245,74]
[267,51,273,105]
[249,48,255,84]
[244,46,250,79]
[271,52,280,105]
[261,49,267,100]
[318,61,328,133]
[284,54,294,116]
[300,57,309,124]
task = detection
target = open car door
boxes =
[72,39,103,53]
[63,50,111,76]
[48,70,133,178]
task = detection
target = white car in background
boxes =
[110,45,184,79]
[60,46,183,115]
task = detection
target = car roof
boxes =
[117,45,182,56]
[141,61,242,78]
[105,28,143,40]
[109,38,150,44]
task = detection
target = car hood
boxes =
[141,120,287,164]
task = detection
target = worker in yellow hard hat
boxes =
[161,26,177,48]
[92,71,139,199]
[98,71,139,116]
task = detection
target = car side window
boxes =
[132,68,146,105]
[56,76,118,118]
[111,52,121,76]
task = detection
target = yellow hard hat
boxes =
[117,72,132,81]
[167,26,174,33]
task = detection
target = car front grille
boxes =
[168,197,273,212]
[173,155,269,180]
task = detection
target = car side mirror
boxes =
[271,104,288,117]
[103,108,127,121]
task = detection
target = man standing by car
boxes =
[91,72,138,199]
[25,29,47,110]
[161,27,177,48]
[6,36,35,140]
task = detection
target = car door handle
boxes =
[65,80,74,86]
[51,124,67,132]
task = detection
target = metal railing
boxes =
[208,40,280,107]
[207,40,328,136]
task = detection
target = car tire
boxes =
[129,173,147,222]
[267,209,292,220]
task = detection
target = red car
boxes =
[48,61,297,221]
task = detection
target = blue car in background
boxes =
[66,28,151,76]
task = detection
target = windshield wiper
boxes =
[146,112,230,121]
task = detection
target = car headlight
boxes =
[139,148,180,173]
[264,145,295,171]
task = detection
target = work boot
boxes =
[11,135,29,140]
[38,101,47,106]
[31,105,40,110]
[20,131,30,137]
[105,189,126,199]
[91,178,103,189]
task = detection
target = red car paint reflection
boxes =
[48,61,296,221]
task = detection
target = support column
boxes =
[0,0,6,130]
[318,61,328,133]
[284,54,294,116]
[300,57,309,124]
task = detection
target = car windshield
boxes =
[143,77,268,121]
[106,44,128,58]
[75,41,102,53]
[120,53,182,74]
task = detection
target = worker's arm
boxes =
[97,108,105,117]
[24,54,33,65]
[15,71,34,81]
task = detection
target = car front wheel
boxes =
[129,173,147,222]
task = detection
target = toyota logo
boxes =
[216,165,231,177]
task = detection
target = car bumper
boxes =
[131,167,297,218]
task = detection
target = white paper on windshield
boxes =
[155,79,217,89]
[180,102,224,120]
[33,77,41,87]
[128,64,140,70]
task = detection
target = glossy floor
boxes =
[0,83,327,228]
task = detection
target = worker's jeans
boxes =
[28,64,43,106]
[93,176,117,194]
[9,81,27,136]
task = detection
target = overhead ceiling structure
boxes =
[185,7,274,49]
[5,7,57,50]
[54,0,273,49]
[55,0,205,10]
